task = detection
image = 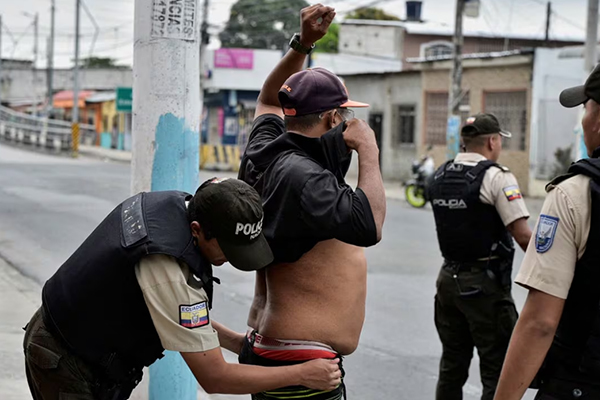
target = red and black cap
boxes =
[192,178,273,271]
[559,64,600,108]
[461,113,512,138]
[278,67,369,117]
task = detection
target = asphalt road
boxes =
[0,143,539,399]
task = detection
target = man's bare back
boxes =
[248,239,367,355]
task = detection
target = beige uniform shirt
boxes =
[516,175,592,299]
[135,254,220,352]
[454,153,530,226]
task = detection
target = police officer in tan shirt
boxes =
[429,113,532,400]
[495,65,600,400]
[23,178,341,400]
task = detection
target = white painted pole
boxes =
[132,0,201,397]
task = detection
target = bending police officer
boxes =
[429,114,532,400]
[23,178,341,400]
[495,64,600,400]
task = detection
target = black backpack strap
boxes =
[569,158,600,181]
[434,160,454,180]
[465,160,499,182]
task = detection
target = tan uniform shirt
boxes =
[516,175,592,299]
[454,153,530,226]
[135,254,220,352]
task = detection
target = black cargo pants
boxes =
[434,265,518,400]
[23,308,97,400]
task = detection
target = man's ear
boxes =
[190,221,202,241]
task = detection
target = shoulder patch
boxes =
[536,215,559,253]
[503,185,522,201]
[179,302,209,329]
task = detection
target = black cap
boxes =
[278,67,369,117]
[461,113,512,138]
[191,178,273,271]
[559,64,600,108]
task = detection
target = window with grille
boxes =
[396,105,416,145]
[425,92,448,145]
[425,92,470,146]
[483,91,527,151]
[421,41,454,58]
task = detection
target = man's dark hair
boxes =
[462,133,494,151]
[186,178,215,240]
[284,112,322,131]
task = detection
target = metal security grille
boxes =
[424,92,470,146]
[484,91,527,151]
[397,105,416,145]
[425,92,448,145]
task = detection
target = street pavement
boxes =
[0,143,542,399]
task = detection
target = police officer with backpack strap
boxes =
[494,65,600,400]
[22,177,341,400]
[429,114,533,400]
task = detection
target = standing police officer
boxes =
[429,114,533,400]
[23,178,341,400]
[494,65,600,400]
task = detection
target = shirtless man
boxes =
[214,4,386,399]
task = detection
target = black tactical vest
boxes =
[429,159,513,262]
[541,157,600,385]
[42,191,214,372]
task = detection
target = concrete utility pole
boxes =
[544,2,551,44]
[584,0,598,73]
[133,0,202,396]
[72,0,81,157]
[446,0,464,159]
[34,13,39,68]
[47,0,56,113]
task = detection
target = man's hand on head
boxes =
[299,4,336,47]
[342,118,379,153]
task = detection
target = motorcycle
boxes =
[404,155,434,208]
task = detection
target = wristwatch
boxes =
[289,33,315,55]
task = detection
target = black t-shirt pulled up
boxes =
[238,114,378,264]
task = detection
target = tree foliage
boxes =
[219,0,309,50]
[552,145,573,179]
[78,57,122,69]
[345,7,401,21]
[314,23,339,53]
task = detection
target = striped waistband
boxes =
[246,330,338,361]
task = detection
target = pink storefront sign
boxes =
[214,48,254,70]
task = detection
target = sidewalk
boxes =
[0,256,244,400]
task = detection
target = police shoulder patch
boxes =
[536,215,559,253]
[503,185,522,202]
[179,302,209,329]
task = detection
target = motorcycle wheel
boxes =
[405,184,427,208]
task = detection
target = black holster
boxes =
[93,367,143,400]
[489,241,515,290]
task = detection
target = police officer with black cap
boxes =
[495,64,600,400]
[23,178,341,400]
[429,114,533,400]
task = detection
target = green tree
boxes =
[315,23,338,53]
[78,57,122,69]
[345,7,401,21]
[219,0,309,50]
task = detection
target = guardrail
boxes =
[0,105,96,152]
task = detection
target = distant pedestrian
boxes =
[494,64,600,400]
[428,113,532,400]
[23,178,340,400]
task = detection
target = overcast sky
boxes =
[0,0,592,68]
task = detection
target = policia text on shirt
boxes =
[22,178,341,400]
[428,113,532,400]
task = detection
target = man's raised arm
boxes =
[255,4,335,118]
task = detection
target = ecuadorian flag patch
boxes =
[179,302,209,329]
[503,186,522,201]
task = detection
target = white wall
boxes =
[0,68,133,104]
[343,72,422,181]
[339,24,403,59]
[202,49,283,92]
[531,47,586,180]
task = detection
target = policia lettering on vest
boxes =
[494,65,600,400]
[428,113,533,400]
[22,178,341,400]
